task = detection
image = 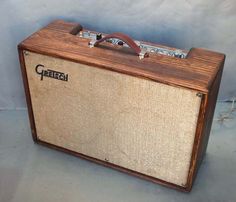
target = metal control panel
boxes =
[78,31,187,59]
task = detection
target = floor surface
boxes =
[0,103,236,202]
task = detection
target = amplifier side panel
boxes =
[22,51,202,187]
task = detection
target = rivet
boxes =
[196,92,203,98]
[23,50,29,56]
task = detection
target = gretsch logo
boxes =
[35,64,68,81]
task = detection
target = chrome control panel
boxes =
[78,31,187,59]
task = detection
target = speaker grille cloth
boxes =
[24,52,201,186]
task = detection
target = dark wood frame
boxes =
[18,20,225,192]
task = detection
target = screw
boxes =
[196,92,203,98]
[23,50,29,56]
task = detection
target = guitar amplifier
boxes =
[18,20,225,192]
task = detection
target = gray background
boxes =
[0,0,235,109]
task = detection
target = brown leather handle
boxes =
[69,23,83,35]
[93,32,142,56]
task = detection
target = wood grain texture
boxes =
[195,59,225,177]
[18,20,226,192]
[185,54,225,191]
[18,49,38,142]
[18,20,225,93]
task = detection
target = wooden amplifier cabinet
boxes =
[18,20,225,192]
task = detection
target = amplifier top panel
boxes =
[18,20,225,93]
